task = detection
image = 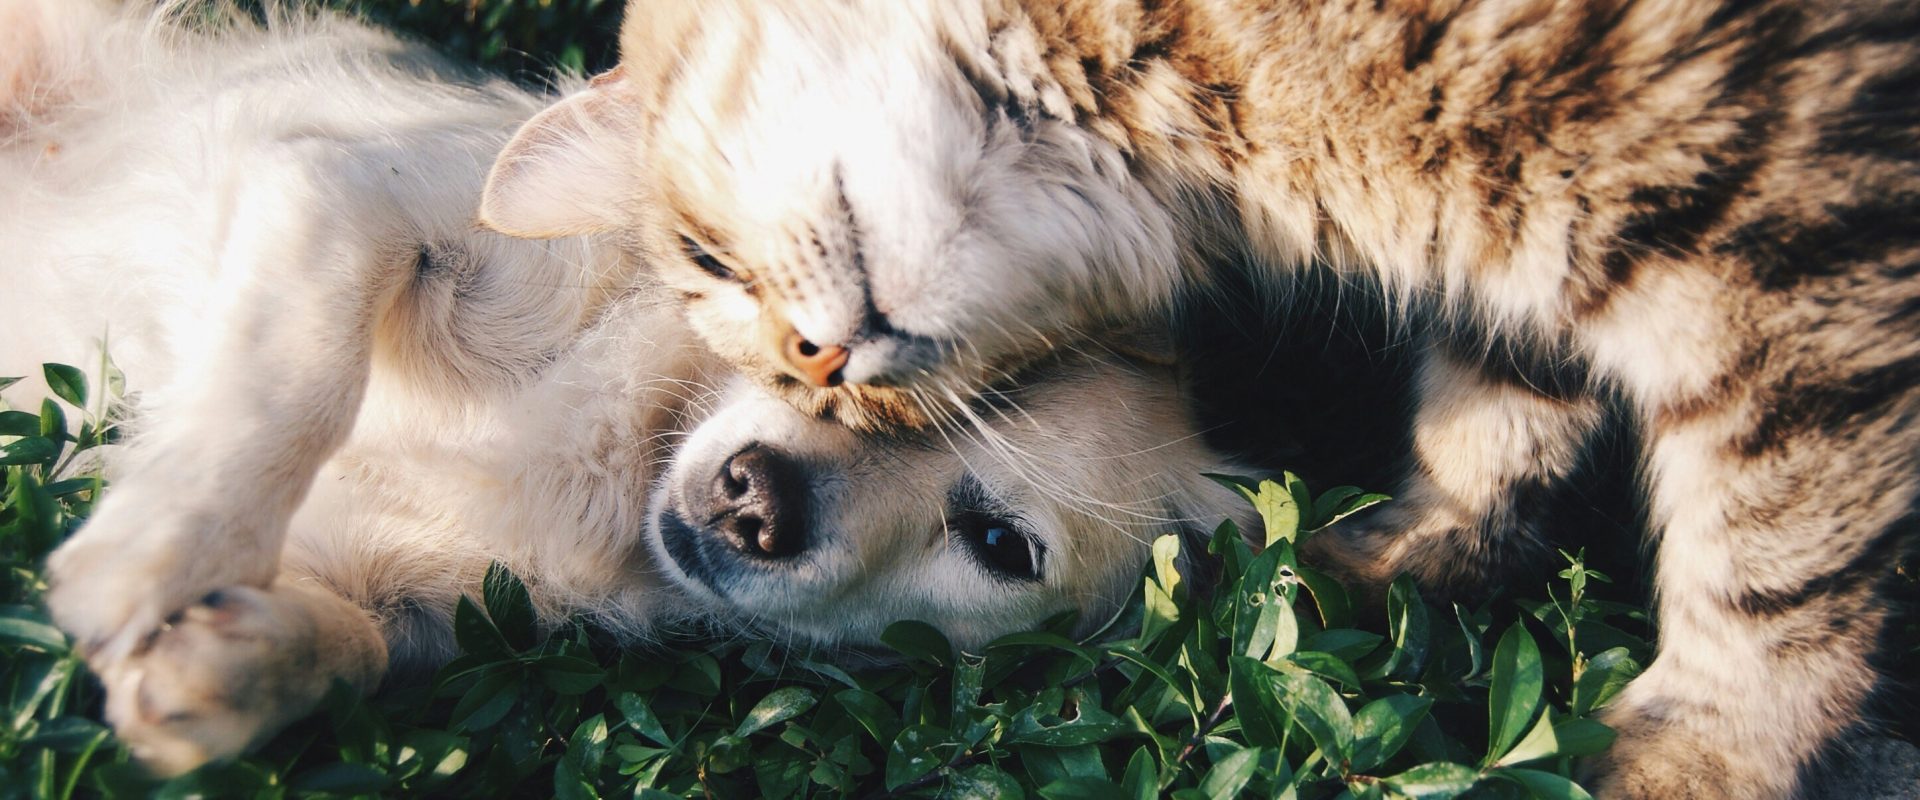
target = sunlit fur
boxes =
[0,2,1257,776]
[478,1,1920,795]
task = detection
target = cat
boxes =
[476,1,1920,796]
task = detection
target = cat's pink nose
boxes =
[783,332,848,387]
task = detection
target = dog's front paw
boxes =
[97,584,384,777]
[44,491,278,664]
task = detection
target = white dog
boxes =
[0,1,1255,775]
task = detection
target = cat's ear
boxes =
[617,0,721,90]
[479,69,643,238]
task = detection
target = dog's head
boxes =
[480,1,1196,431]
[648,349,1258,652]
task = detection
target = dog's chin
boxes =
[649,507,733,603]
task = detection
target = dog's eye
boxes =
[679,235,739,282]
[952,509,1042,582]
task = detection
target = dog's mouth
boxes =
[655,507,733,600]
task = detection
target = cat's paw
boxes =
[96,585,378,776]
[1585,703,1798,800]
[44,490,279,666]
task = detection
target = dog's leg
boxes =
[1302,342,1604,600]
[46,141,417,664]
[98,579,387,777]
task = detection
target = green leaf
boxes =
[614,692,672,747]
[1040,777,1125,800]
[736,686,818,738]
[1121,746,1159,800]
[1142,576,1181,643]
[835,688,903,744]
[481,561,537,651]
[22,716,108,752]
[1019,743,1108,785]
[41,477,98,498]
[881,620,951,666]
[1198,746,1262,800]
[1234,542,1294,660]
[38,399,65,442]
[534,655,604,694]
[667,652,722,697]
[451,595,511,657]
[1152,533,1185,601]
[1283,650,1363,690]
[0,606,66,651]
[289,762,392,794]
[1495,767,1595,800]
[394,728,469,787]
[753,752,810,800]
[1454,602,1490,682]
[1302,629,1384,663]
[1496,718,1616,766]
[0,436,57,466]
[1349,695,1433,772]
[0,376,20,392]
[1008,697,1125,746]
[1551,718,1618,758]
[1297,564,1355,630]
[556,714,610,800]
[0,410,38,437]
[1231,656,1351,763]
[885,725,956,790]
[449,668,520,731]
[1274,670,1353,765]
[1313,491,1392,531]
[1384,762,1482,799]
[705,733,750,774]
[1571,647,1642,716]
[1229,656,1291,749]
[947,764,1024,800]
[1247,478,1303,545]
[1493,710,1559,767]
[1486,624,1545,765]
[1374,576,1431,681]
[43,364,86,408]
[987,631,1099,669]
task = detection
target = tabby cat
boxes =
[478,1,1920,795]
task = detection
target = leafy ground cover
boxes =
[0,360,1662,798]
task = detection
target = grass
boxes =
[0,360,1663,798]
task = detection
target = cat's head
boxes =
[648,346,1258,652]
[481,0,1192,430]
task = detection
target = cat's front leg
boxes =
[45,142,415,665]
[1301,341,1604,600]
[1582,354,1913,799]
[98,580,387,776]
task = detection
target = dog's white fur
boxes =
[0,1,1255,775]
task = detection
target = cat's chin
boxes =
[759,374,940,432]
[755,346,1077,434]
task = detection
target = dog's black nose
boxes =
[705,443,808,559]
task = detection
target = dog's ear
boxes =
[479,71,643,238]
